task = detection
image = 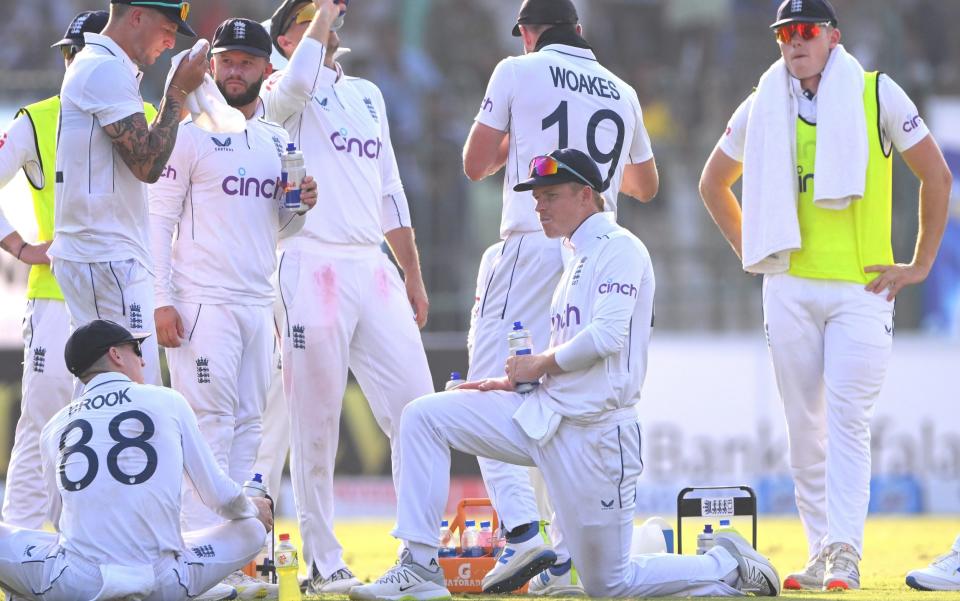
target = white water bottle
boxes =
[696,524,715,555]
[438,520,456,558]
[242,473,268,498]
[445,371,466,391]
[280,143,306,213]
[507,321,538,393]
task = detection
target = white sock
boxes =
[406,542,438,568]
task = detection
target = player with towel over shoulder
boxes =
[698,0,952,591]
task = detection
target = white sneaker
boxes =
[782,553,825,590]
[481,523,557,593]
[906,536,960,591]
[194,583,238,601]
[715,532,780,597]
[222,571,278,600]
[349,549,451,601]
[306,565,363,594]
[823,542,860,590]
[528,561,586,596]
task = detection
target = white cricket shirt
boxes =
[40,373,256,567]
[0,114,42,238]
[51,33,152,270]
[541,213,655,419]
[149,115,303,307]
[260,38,410,249]
[476,43,654,238]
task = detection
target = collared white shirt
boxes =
[149,114,303,307]
[40,372,256,566]
[51,32,153,270]
[476,43,654,239]
[0,113,42,239]
[260,38,410,248]
[540,213,655,420]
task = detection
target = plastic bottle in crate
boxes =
[438,520,457,557]
[460,520,482,557]
[478,521,494,556]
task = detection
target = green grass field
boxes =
[277,516,960,601]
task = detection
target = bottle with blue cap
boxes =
[438,520,457,557]
[460,520,482,557]
[445,371,466,391]
[506,321,538,393]
[696,523,715,555]
[280,143,305,213]
[242,473,268,498]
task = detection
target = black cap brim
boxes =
[512,23,521,36]
[770,16,836,28]
[212,45,271,59]
[51,38,79,48]
[514,172,583,192]
[174,19,197,37]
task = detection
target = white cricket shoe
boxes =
[481,523,557,593]
[906,535,960,591]
[782,553,825,590]
[349,549,451,601]
[715,532,780,597]
[194,582,238,601]
[305,565,363,594]
[528,561,586,596]
[823,542,860,590]
[222,571,278,600]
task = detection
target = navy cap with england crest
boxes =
[212,18,273,59]
[51,10,109,48]
[770,0,838,29]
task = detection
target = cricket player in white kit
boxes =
[699,0,951,591]
[262,0,434,592]
[0,11,143,530]
[50,0,208,386]
[352,149,779,601]
[150,18,319,599]
[0,320,273,601]
[462,0,658,592]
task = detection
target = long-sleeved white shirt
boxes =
[149,115,304,308]
[542,212,655,419]
[260,38,411,248]
[40,372,256,566]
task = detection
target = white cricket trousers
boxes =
[393,390,740,598]
[0,518,264,601]
[2,299,73,528]
[166,303,273,531]
[51,258,161,385]
[253,340,288,505]
[763,273,894,559]
[277,243,433,578]
[467,232,565,552]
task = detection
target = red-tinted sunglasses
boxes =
[775,22,830,44]
[528,155,594,188]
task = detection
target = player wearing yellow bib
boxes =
[699,0,952,592]
[0,11,157,531]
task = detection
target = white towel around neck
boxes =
[163,39,247,134]
[741,44,868,273]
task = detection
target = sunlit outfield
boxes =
[270,516,960,601]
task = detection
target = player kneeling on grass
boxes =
[350,149,781,601]
[0,320,273,601]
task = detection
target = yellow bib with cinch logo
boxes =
[788,71,893,284]
[17,97,157,300]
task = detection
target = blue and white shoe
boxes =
[528,560,586,596]
[481,521,557,594]
[195,583,238,601]
[906,535,960,591]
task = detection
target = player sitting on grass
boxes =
[350,149,781,601]
[0,320,273,601]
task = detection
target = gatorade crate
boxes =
[676,486,757,554]
[438,498,528,594]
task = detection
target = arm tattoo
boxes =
[103,92,184,184]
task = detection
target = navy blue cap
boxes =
[512,0,579,37]
[771,0,838,29]
[213,18,272,59]
[514,148,604,193]
[111,0,197,37]
[51,11,109,48]
[64,320,150,377]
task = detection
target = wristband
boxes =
[15,242,27,261]
[169,83,189,98]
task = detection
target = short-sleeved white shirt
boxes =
[476,43,654,238]
[51,33,152,270]
[717,73,929,162]
[0,114,42,239]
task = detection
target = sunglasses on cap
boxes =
[60,44,82,61]
[528,155,595,189]
[130,1,190,21]
[775,22,830,44]
[290,0,350,28]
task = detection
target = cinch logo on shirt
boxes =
[548,66,621,100]
[598,279,638,297]
[330,128,382,159]
[222,168,280,199]
[160,165,177,180]
[481,97,493,113]
[796,165,814,194]
[902,114,923,132]
[551,303,582,331]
